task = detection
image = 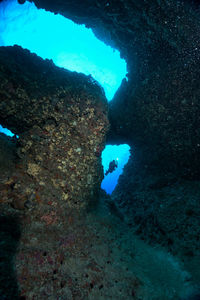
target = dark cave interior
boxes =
[0,0,200,299]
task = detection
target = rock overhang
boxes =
[0,45,108,134]
[0,45,109,212]
[0,1,200,297]
[0,42,110,298]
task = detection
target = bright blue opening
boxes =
[0,125,16,137]
[0,0,127,101]
[101,144,131,194]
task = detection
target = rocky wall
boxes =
[0,45,109,298]
[27,0,200,261]
[112,150,200,259]
[28,1,200,175]
[0,45,109,210]
[1,0,200,296]
[106,0,200,260]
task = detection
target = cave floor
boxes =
[1,196,199,300]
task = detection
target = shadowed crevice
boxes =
[0,215,21,300]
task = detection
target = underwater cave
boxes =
[0,0,127,100]
[0,0,200,299]
[101,144,131,194]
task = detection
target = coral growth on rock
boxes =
[30,0,200,286]
[0,45,109,298]
[1,0,200,298]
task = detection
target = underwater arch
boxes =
[0,0,127,101]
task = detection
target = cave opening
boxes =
[0,0,129,197]
[0,125,17,138]
[0,0,200,298]
[0,0,127,101]
[101,144,131,195]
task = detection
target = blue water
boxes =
[0,0,129,189]
[0,122,130,193]
[0,123,131,194]
[0,0,127,100]
[0,125,15,137]
[101,145,131,194]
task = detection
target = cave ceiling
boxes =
[0,2,200,297]
[30,0,199,71]
[28,0,200,177]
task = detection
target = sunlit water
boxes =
[0,123,131,194]
[0,125,15,137]
[101,145,131,194]
[0,0,127,100]
[0,0,129,191]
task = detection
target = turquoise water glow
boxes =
[0,123,131,195]
[0,0,129,189]
[0,0,127,100]
[101,144,131,194]
[0,125,15,137]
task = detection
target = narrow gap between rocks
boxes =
[0,0,127,101]
[101,144,131,195]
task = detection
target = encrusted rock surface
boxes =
[0,45,109,298]
[0,191,198,300]
[112,151,200,258]
[1,0,200,298]
[0,45,109,210]
[0,133,17,176]
[107,0,200,265]
[30,0,200,237]
[29,0,200,284]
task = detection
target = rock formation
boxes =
[0,45,109,211]
[30,0,200,283]
[1,0,200,298]
[0,45,109,298]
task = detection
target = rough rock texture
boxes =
[1,0,200,298]
[107,0,200,263]
[1,191,198,300]
[0,45,109,298]
[29,0,200,260]
[0,133,17,175]
[0,45,109,210]
[112,151,200,258]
